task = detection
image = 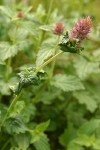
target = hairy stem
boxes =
[39,0,54,44]
[35,51,64,73]
[0,92,22,129]
[49,35,60,78]
[45,0,54,24]
[5,57,12,81]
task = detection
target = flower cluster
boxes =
[69,16,92,45]
[53,21,65,35]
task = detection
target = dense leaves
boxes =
[0,1,100,150]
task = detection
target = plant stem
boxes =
[5,57,12,81]
[0,92,22,129]
[49,35,60,78]
[1,139,11,150]
[45,0,54,24]
[39,0,54,44]
[35,51,64,73]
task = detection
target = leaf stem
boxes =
[35,51,64,73]
[1,139,11,150]
[49,35,60,78]
[39,0,54,44]
[45,0,54,24]
[0,92,22,129]
[5,57,12,81]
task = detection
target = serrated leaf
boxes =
[0,41,27,61]
[68,142,84,150]
[13,133,31,150]
[74,56,100,79]
[9,101,25,118]
[75,134,95,147]
[93,139,100,150]
[78,119,100,135]
[59,123,76,147]
[0,104,7,122]
[21,103,36,123]
[34,134,51,150]
[0,6,14,18]
[51,74,85,92]
[73,91,97,112]
[39,25,52,31]
[36,38,57,66]
[4,116,27,134]
[35,120,50,133]
[30,120,50,143]
[21,21,39,37]
[0,80,11,95]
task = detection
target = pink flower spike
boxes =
[53,21,65,35]
[69,16,92,45]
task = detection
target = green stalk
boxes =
[39,0,54,44]
[1,139,11,150]
[0,92,22,129]
[5,57,12,81]
[49,35,60,78]
[45,0,54,24]
[35,51,64,73]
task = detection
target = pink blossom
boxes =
[53,22,65,35]
[69,16,92,45]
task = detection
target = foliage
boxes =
[0,0,100,150]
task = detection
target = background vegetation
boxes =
[0,0,100,150]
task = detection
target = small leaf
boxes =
[33,134,51,150]
[78,119,100,135]
[0,6,14,18]
[4,116,27,134]
[75,134,95,147]
[13,133,31,150]
[59,32,84,53]
[35,120,50,133]
[30,120,50,143]
[36,38,57,66]
[74,56,100,79]
[73,91,97,112]
[0,41,27,61]
[51,74,85,92]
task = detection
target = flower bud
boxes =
[16,12,24,18]
[53,21,65,35]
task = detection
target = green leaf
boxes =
[74,56,100,80]
[0,6,15,18]
[59,123,76,147]
[59,32,84,53]
[0,104,7,122]
[39,25,52,32]
[9,101,25,118]
[21,21,39,37]
[0,80,11,95]
[0,41,27,61]
[33,134,51,150]
[68,142,84,150]
[51,74,85,92]
[93,139,100,150]
[4,116,27,134]
[78,119,100,135]
[36,38,57,66]
[75,134,95,147]
[15,68,40,94]
[21,103,36,123]
[35,120,50,133]
[73,91,97,112]
[30,120,50,143]
[13,133,31,150]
